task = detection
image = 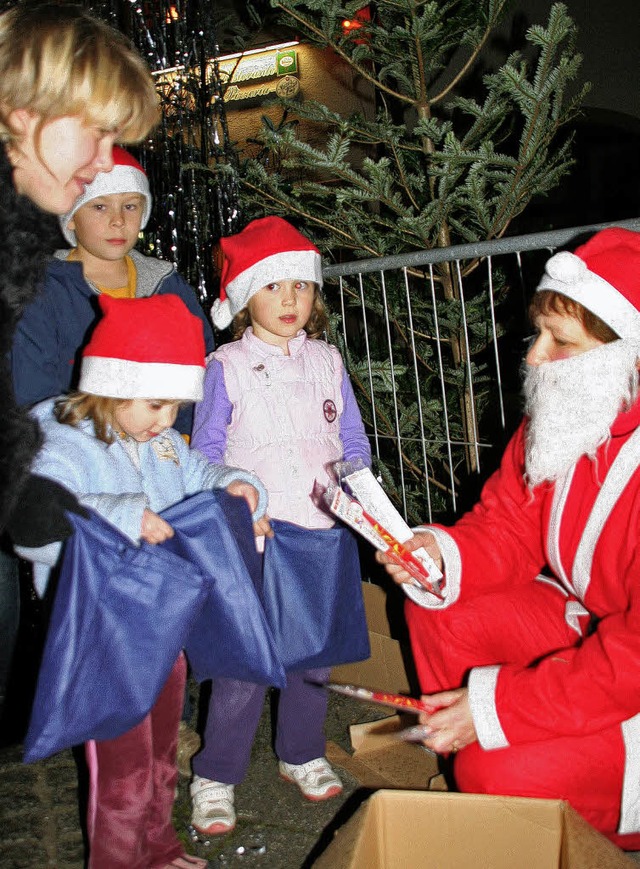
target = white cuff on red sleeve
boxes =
[468,664,509,750]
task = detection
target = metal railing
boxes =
[322,217,640,524]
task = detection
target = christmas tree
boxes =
[233,0,589,520]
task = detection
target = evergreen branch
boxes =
[239,176,383,257]
[272,1,418,107]
[430,0,509,105]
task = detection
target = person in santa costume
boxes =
[377,226,640,849]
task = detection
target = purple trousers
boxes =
[193,666,331,784]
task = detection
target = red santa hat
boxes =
[59,146,153,246]
[536,227,640,343]
[79,295,205,400]
[212,216,323,329]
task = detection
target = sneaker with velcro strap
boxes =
[190,775,236,835]
[278,757,343,801]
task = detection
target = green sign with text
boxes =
[276,50,298,76]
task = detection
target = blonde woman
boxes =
[0,2,157,737]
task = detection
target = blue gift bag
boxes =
[24,491,286,763]
[161,490,286,688]
[24,509,207,763]
[262,521,370,671]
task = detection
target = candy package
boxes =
[320,463,444,600]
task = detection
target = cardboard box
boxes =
[331,581,412,693]
[313,790,637,869]
[326,585,636,868]
[327,714,446,792]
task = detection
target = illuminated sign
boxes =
[219,49,298,84]
[223,75,300,104]
[218,48,299,104]
[154,44,300,107]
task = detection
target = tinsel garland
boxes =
[39,0,242,313]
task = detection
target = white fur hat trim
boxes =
[211,249,322,330]
[536,251,640,343]
[79,357,203,401]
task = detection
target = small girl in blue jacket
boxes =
[19,293,268,869]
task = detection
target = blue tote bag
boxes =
[161,490,286,688]
[24,508,207,763]
[261,521,370,672]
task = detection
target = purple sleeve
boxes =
[340,368,372,466]
[191,358,232,463]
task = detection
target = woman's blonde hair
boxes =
[231,284,329,340]
[55,392,126,445]
[0,4,159,145]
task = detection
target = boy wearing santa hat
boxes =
[18,294,268,869]
[377,226,640,850]
[11,146,214,436]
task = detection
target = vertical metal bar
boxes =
[429,264,457,513]
[486,255,506,429]
[358,272,381,459]
[380,269,409,519]
[456,260,480,472]
[338,275,348,350]
[404,266,433,523]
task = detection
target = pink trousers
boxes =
[405,582,640,850]
[85,654,186,869]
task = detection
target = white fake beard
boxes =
[523,340,639,488]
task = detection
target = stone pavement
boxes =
[0,682,387,869]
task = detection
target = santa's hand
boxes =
[141,509,174,544]
[375,530,442,585]
[417,688,477,755]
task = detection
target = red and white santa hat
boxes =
[536,227,640,343]
[212,216,323,329]
[60,146,153,246]
[79,294,205,400]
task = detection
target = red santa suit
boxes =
[406,395,640,849]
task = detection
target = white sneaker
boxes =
[190,775,236,835]
[278,757,343,801]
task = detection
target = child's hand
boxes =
[254,513,274,539]
[140,508,174,544]
[225,481,273,536]
[226,481,260,513]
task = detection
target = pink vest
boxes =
[214,329,344,528]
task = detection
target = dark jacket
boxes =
[0,146,62,533]
[12,249,215,434]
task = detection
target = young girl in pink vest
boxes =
[190,216,371,835]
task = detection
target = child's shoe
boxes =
[278,757,343,801]
[190,775,236,835]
